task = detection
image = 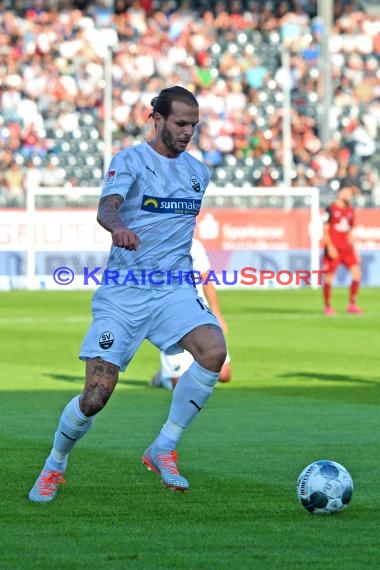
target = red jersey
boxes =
[325,202,354,250]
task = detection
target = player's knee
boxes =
[201,342,227,372]
[216,344,228,369]
[351,266,361,280]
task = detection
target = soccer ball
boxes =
[297,460,354,514]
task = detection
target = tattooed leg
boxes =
[80,357,119,416]
[28,357,120,501]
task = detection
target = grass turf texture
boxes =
[1,288,380,569]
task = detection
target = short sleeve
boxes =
[101,150,137,201]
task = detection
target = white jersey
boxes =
[101,142,209,287]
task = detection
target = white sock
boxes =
[45,395,94,471]
[155,361,219,449]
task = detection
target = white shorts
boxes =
[160,347,231,378]
[79,285,221,371]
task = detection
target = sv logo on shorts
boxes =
[99,331,114,349]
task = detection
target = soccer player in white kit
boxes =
[29,86,227,501]
[151,239,231,389]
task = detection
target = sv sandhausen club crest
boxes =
[190,175,201,192]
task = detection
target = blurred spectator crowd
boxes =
[0,0,380,207]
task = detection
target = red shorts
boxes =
[322,247,359,273]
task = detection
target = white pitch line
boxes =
[0,316,89,325]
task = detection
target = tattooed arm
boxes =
[97,194,140,250]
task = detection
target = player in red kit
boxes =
[322,180,362,316]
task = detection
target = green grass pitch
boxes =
[1,287,380,569]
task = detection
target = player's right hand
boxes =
[111,228,140,250]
